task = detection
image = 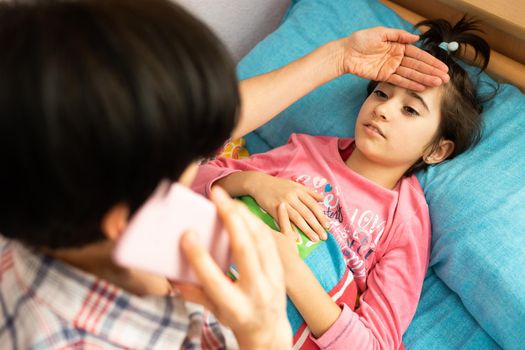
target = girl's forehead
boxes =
[377,81,441,95]
[378,82,444,110]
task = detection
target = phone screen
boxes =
[113,182,231,284]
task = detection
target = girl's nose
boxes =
[373,102,391,121]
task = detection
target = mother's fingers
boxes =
[173,282,216,313]
[210,186,284,287]
[210,186,261,279]
[179,230,237,302]
[235,200,285,284]
[395,66,442,87]
[386,73,426,92]
[405,45,449,73]
[381,27,420,44]
[401,56,450,83]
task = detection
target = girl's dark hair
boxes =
[368,17,492,176]
[0,0,239,249]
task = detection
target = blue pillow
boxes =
[404,268,501,349]
[237,0,525,348]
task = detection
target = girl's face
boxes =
[354,82,444,171]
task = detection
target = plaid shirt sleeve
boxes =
[0,236,238,350]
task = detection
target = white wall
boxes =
[175,0,290,62]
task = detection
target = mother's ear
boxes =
[424,139,455,164]
[101,204,130,241]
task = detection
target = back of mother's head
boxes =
[0,0,239,249]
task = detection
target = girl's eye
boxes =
[403,106,420,116]
[373,90,387,98]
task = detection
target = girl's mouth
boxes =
[364,123,385,138]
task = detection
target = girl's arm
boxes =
[211,170,347,337]
[231,27,450,139]
[216,171,328,241]
[275,206,431,350]
[280,249,344,338]
[192,138,330,242]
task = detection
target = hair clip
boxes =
[438,41,459,52]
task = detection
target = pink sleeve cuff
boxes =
[310,303,355,349]
[203,169,241,197]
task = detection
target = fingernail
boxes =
[182,231,198,247]
[311,236,319,242]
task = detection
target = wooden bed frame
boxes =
[381,0,525,92]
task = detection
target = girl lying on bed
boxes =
[192,18,491,349]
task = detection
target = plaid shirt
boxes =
[0,236,238,350]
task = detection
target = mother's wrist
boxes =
[235,320,292,350]
[325,37,350,78]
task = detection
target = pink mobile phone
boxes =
[113,182,231,284]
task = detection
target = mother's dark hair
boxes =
[0,0,239,248]
[368,17,493,176]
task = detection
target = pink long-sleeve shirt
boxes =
[192,134,431,350]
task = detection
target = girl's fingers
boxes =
[277,202,297,240]
[294,198,327,240]
[286,193,324,238]
[306,187,325,202]
[287,206,319,242]
[300,194,329,235]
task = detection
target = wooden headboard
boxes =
[380,0,525,92]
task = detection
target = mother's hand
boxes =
[339,26,449,91]
[175,186,292,350]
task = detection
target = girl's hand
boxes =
[250,172,328,242]
[273,203,300,257]
[339,26,450,91]
[174,186,292,350]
